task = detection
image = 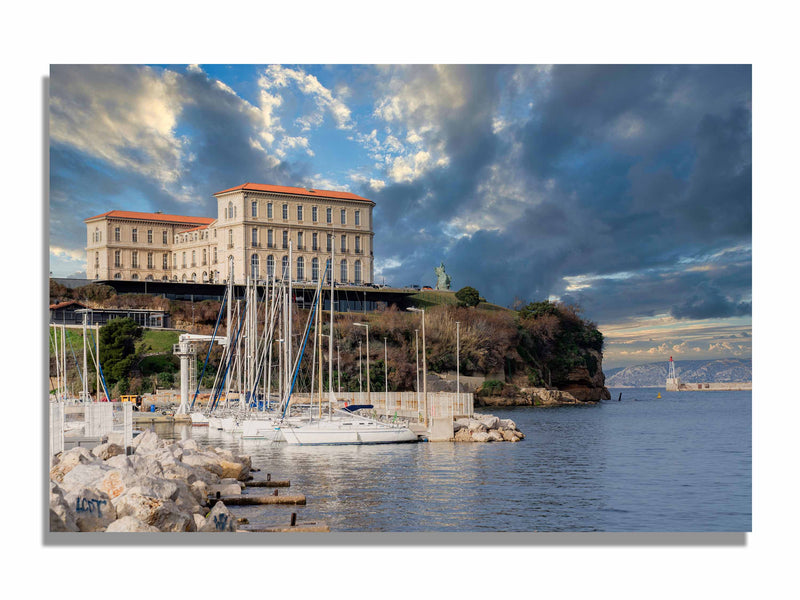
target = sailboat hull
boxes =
[280,419,418,445]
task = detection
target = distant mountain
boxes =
[605,358,752,388]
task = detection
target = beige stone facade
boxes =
[85,183,375,285]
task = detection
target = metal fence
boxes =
[331,391,473,421]
[81,403,134,448]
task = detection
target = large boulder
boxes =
[198,502,236,532]
[479,415,500,430]
[454,428,473,442]
[60,462,113,493]
[487,429,504,442]
[498,418,517,431]
[467,419,487,433]
[50,447,96,483]
[50,482,79,532]
[105,516,160,532]
[113,493,196,532]
[64,486,116,532]
[131,455,165,479]
[131,429,161,454]
[182,452,224,477]
[92,442,125,461]
[472,431,491,443]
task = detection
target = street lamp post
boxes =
[354,322,370,406]
[456,321,460,417]
[358,340,363,398]
[407,307,427,427]
[383,337,388,418]
[414,329,420,415]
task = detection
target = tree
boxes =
[99,318,142,384]
[455,286,481,307]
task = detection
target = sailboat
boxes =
[276,243,418,446]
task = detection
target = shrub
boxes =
[455,286,481,307]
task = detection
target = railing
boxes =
[288,391,473,422]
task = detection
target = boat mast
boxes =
[329,233,334,417]
[82,311,88,401]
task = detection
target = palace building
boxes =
[85,183,375,285]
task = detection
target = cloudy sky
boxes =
[48,64,751,368]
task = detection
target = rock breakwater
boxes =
[49,430,256,532]
[453,414,525,442]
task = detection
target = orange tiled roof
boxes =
[84,210,215,225]
[215,183,373,203]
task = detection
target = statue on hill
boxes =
[434,262,451,290]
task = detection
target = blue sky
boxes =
[48,64,752,369]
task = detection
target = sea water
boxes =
[159,388,751,532]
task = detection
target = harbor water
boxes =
[158,388,751,532]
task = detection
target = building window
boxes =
[297,231,303,250]
[114,273,121,279]
[131,251,138,268]
[131,273,139,280]
[94,252,99,268]
[340,209,346,225]
[228,201,233,220]
[228,229,233,248]
[132,228,138,243]
[114,227,120,242]
[326,207,332,223]
[297,256,304,280]
[147,229,153,244]
[355,210,361,226]
[252,227,258,247]
[163,230,168,244]
[267,202,273,218]
[281,256,289,280]
[251,200,258,218]
[173,253,177,268]
[297,205,303,221]
[340,259,348,282]
[282,204,288,220]
[147,252,154,269]
[163,254,168,270]
[182,252,187,268]
[341,235,346,253]
[202,248,207,265]
[267,229,273,248]
[282,230,288,249]
[191,250,196,267]
[355,236,361,253]
[213,247,218,263]
[266,255,274,278]
[251,254,260,280]
[312,232,318,251]
[311,257,319,281]
[312,206,318,222]
[354,260,362,284]
[327,234,332,252]
[326,258,332,279]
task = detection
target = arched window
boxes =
[251,254,260,279]
[340,259,348,282]
[228,201,233,220]
[266,255,274,278]
[162,276,169,281]
[202,271,208,283]
[182,274,187,282]
[131,273,139,280]
[297,256,304,280]
[354,260,362,284]
[114,273,121,279]
[145,274,154,281]
[281,256,289,280]
[202,248,207,265]
[191,272,197,282]
[228,229,233,248]
[311,257,319,282]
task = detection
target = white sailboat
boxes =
[277,242,418,446]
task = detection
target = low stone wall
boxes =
[453,414,525,443]
[49,430,252,532]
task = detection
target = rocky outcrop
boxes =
[49,430,254,533]
[559,349,611,401]
[452,414,525,443]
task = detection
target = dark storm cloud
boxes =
[372,65,751,323]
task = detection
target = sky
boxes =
[48,64,752,369]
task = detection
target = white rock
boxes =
[92,442,125,460]
[113,494,196,532]
[49,447,96,483]
[499,418,517,430]
[479,415,500,430]
[472,431,491,443]
[199,501,236,532]
[105,516,161,532]
[60,462,113,493]
[488,430,504,442]
[50,482,79,532]
[467,420,487,433]
[64,486,116,532]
